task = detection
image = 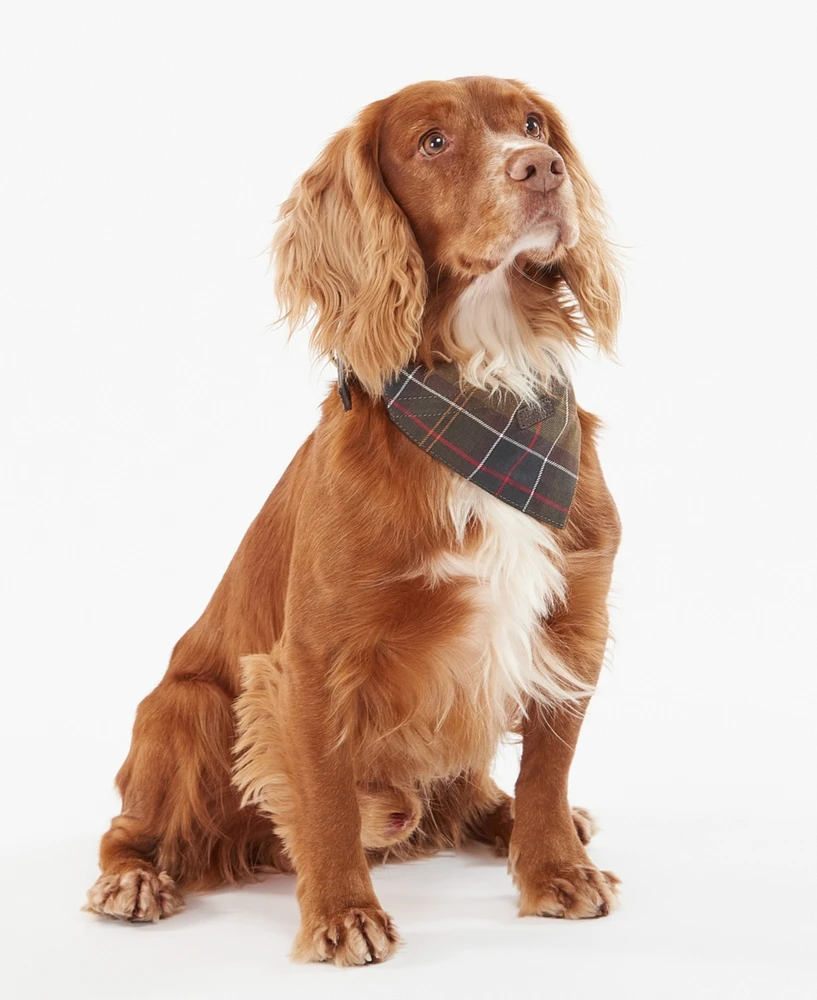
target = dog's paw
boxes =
[292,906,401,966]
[84,869,184,923]
[518,862,620,919]
[571,807,598,846]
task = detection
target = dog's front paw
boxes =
[292,906,401,966]
[84,869,184,923]
[516,860,620,919]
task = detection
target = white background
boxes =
[2,2,815,997]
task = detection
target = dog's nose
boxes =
[507,147,566,193]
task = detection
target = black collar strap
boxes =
[336,356,353,411]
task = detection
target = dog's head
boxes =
[273,76,620,396]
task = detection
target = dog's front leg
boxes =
[509,550,620,919]
[281,640,400,966]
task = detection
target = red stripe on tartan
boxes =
[495,419,541,499]
[390,400,569,514]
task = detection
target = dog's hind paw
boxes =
[84,868,184,923]
[571,806,599,846]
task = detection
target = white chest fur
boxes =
[430,477,590,716]
[425,269,590,716]
[450,261,571,402]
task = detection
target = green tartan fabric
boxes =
[381,362,581,529]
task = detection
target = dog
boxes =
[85,75,622,966]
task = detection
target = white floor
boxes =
[5,805,814,1000]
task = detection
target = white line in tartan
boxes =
[385,363,424,410]
[466,400,523,482]
[392,367,578,480]
[523,380,571,513]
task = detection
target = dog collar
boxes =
[380,362,580,529]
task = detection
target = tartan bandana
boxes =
[380,362,581,529]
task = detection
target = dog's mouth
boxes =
[491,215,573,272]
[514,177,580,252]
[517,209,579,258]
[453,202,578,276]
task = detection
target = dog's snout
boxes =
[507,147,566,193]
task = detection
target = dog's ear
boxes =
[272,103,427,397]
[537,97,622,355]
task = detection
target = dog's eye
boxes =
[525,115,542,139]
[420,131,447,156]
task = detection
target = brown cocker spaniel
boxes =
[86,75,622,967]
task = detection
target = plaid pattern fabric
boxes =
[382,362,581,529]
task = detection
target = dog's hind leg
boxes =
[397,770,512,856]
[470,795,598,853]
[85,813,184,923]
[85,675,255,922]
[419,771,597,858]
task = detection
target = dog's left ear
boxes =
[272,102,427,397]
[536,97,622,355]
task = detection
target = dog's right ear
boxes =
[272,103,427,398]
